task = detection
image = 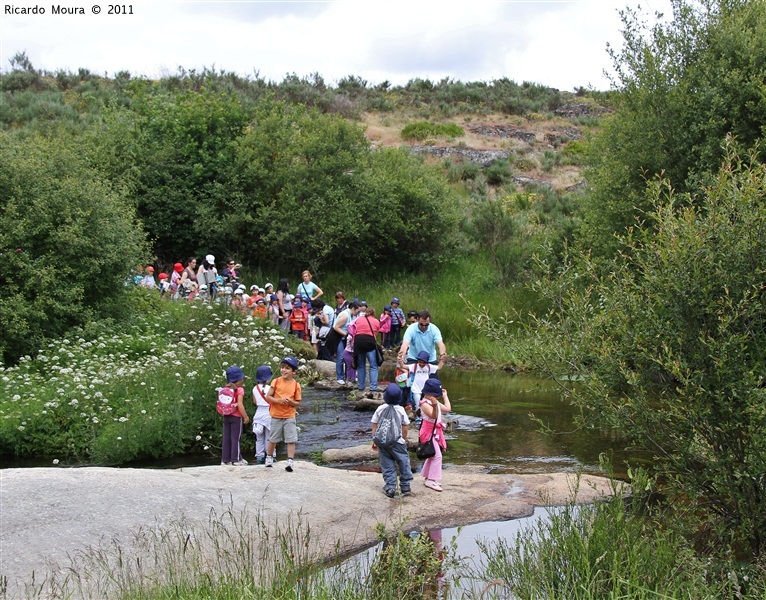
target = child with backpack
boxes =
[289,297,307,339]
[218,365,250,466]
[252,365,276,464]
[371,383,413,498]
[265,356,302,472]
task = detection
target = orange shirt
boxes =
[290,308,307,330]
[252,304,267,318]
[269,376,301,419]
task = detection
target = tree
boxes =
[473,146,766,558]
[580,0,766,259]
[0,131,147,363]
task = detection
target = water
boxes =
[295,367,639,477]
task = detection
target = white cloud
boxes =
[0,0,672,89]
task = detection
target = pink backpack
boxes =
[217,386,241,415]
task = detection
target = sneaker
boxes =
[384,488,400,498]
[424,479,443,492]
[400,488,412,497]
[255,456,265,465]
[336,379,346,385]
[232,459,248,466]
[285,458,294,472]
[265,456,274,467]
[221,461,231,466]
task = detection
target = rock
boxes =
[310,358,337,378]
[322,428,421,462]
[466,124,537,143]
[351,390,384,411]
[408,146,510,167]
[0,465,624,597]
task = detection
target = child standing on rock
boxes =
[252,365,275,464]
[218,366,250,466]
[371,383,413,498]
[265,357,302,472]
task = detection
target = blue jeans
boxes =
[357,348,379,391]
[378,441,413,493]
[335,338,346,380]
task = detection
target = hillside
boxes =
[360,99,607,192]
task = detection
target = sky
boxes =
[1,0,672,91]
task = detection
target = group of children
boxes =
[219,357,302,471]
[218,354,452,499]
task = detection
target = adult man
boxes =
[332,300,360,384]
[398,310,447,366]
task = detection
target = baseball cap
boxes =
[391,297,400,304]
[281,356,299,370]
[205,254,215,264]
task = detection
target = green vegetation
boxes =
[400,121,465,141]
[580,0,766,260]
[0,291,314,464]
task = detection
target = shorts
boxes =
[268,417,298,444]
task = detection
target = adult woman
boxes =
[297,270,323,303]
[179,257,198,299]
[276,278,293,332]
[353,306,381,392]
[419,378,451,492]
[197,255,218,300]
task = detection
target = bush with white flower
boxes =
[0,292,316,465]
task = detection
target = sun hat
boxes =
[226,365,245,383]
[281,356,299,370]
[416,350,431,363]
[270,294,279,302]
[256,298,266,304]
[383,383,402,405]
[146,266,155,273]
[391,297,400,304]
[255,365,273,383]
[384,304,392,311]
[421,378,443,397]
[158,272,168,280]
[173,262,184,273]
[205,254,215,264]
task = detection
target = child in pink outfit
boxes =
[379,306,392,348]
[343,322,357,384]
[418,377,451,492]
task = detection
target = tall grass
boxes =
[11,487,765,599]
[319,254,542,366]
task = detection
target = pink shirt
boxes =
[379,313,391,333]
[354,315,380,336]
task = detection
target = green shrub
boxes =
[484,159,513,186]
[0,130,147,363]
[400,121,465,141]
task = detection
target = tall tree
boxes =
[580,0,766,259]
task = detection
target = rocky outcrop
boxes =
[1,465,623,596]
[408,146,510,167]
[466,124,537,143]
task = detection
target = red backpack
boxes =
[216,386,241,415]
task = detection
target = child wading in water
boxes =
[218,366,250,466]
[371,383,413,498]
[252,365,275,464]
[265,356,302,472]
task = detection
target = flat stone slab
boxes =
[0,465,620,596]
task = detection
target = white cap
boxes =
[265,282,273,289]
[235,289,244,295]
[205,254,215,264]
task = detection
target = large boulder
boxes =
[1,464,623,598]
